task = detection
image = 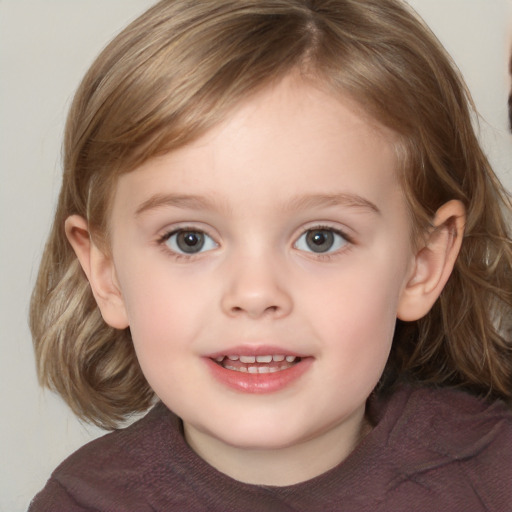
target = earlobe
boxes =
[397,200,466,322]
[65,215,129,329]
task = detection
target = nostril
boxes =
[229,303,280,318]
[221,283,293,319]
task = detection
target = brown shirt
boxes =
[29,384,512,511]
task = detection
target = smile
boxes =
[206,351,311,393]
[213,354,300,374]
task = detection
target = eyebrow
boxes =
[284,193,381,215]
[135,193,227,216]
[135,191,380,216]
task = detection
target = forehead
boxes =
[111,77,402,220]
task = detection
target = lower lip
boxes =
[204,358,312,394]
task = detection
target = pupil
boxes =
[306,230,334,253]
[177,231,204,253]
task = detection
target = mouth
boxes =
[212,354,302,374]
[205,350,311,393]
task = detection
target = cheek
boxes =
[308,250,406,322]
[318,279,398,352]
[124,283,198,345]
[304,252,408,366]
[118,270,204,399]
[116,258,218,364]
[114,258,178,337]
[314,285,398,397]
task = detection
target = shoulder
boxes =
[388,384,512,451]
[29,402,179,512]
[371,384,512,509]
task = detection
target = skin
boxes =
[67,75,465,485]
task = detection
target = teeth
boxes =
[221,354,293,362]
[256,355,272,363]
[214,354,300,365]
[224,364,247,372]
[224,364,291,374]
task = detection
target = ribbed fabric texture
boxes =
[29,384,512,511]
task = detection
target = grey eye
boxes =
[166,230,217,254]
[295,229,347,254]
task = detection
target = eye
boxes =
[294,228,348,254]
[164,229,217,254]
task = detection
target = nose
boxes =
[220,254,293,319]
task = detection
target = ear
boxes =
[65,215,129,329]
[397,200,465,321]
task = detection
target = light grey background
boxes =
[1,1,511,510]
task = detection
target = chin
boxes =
[210,418,316,451]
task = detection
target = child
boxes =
[29,0,512,510]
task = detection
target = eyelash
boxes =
[157,227,218,260]
[156,225,354,261]
[293,225,353,261]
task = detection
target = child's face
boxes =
[106,76,417,481]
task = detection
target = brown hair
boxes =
[509,53,512,129]
[31,0,512,429]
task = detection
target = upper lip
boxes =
[205,344,309,360]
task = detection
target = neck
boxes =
[184,409,371,486]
